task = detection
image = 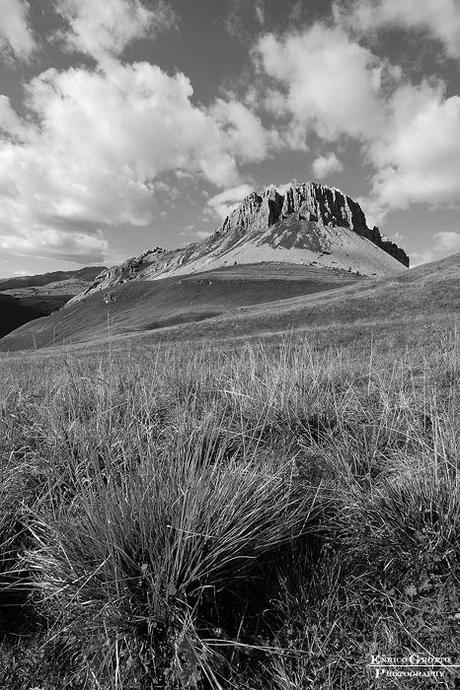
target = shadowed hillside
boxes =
[133,250,460,349]
[1,253,458,353]
[0,294,69,338]
[0,266,106,338]
[0,263,362,350]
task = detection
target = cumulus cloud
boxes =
[0,59,273,261]
[335,0,460,59]
[208,98,276,167]
[312,152,344,179]
[0,95,32,139]
[367,83,460,214]
[0,0,35,59]
[181,223,212,241]
[254,25,397,142]
[0,228,108,263]
[206,184,254,220]
[55,0,176,61]
[253,21,460,219]
[411,230,460,266]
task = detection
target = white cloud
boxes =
[209,98,277,164]
[368,83,460,213]
[0,59,273,262]
[55,0,176,62]
[254,25,396,142]
[207,184,254,220]
[0,0,35,59]
[435,230,460,253]
[254,22,460,219]
[255,1,266,26]
[181,224,212,241]
[411,230,460,266]
[0,228,108,263]
[0,95,32,139]
[336,0,460,59]
[312,152,344,179]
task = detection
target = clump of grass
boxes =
[25,427,318,688]
[0,444,37,638]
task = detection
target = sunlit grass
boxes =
[0,322,458,688]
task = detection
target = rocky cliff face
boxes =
[71,248,166,303]
[67,180,409,306]
[219,182,408,266]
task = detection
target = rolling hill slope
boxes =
[168,250,459,346]
[0,266,106,296]
[1,252,458,353]
[0,263,362,350]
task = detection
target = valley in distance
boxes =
[0,180,458,689]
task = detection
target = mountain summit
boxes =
[70,181,409,305]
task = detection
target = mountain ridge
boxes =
[0,266,106,292]
[68,180,409,306]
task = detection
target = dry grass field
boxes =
[0,307,458,688]
[1,1,459,686]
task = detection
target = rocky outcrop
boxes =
[221,187,284,235]
[71,248,166,303]
[217,181,408,267]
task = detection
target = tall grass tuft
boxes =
[25,425,319,688]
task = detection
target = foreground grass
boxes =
[0,321,459,688]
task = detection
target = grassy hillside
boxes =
[0,266,106,293]
[3,252,457,356]
[172,250,460,342]
[127,250,460,351]
[0,263,362,351]
[0,316,458,689]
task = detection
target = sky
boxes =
[0,0,459,277]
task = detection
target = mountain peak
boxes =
[218,180,408,267]
[67,179,409,306]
